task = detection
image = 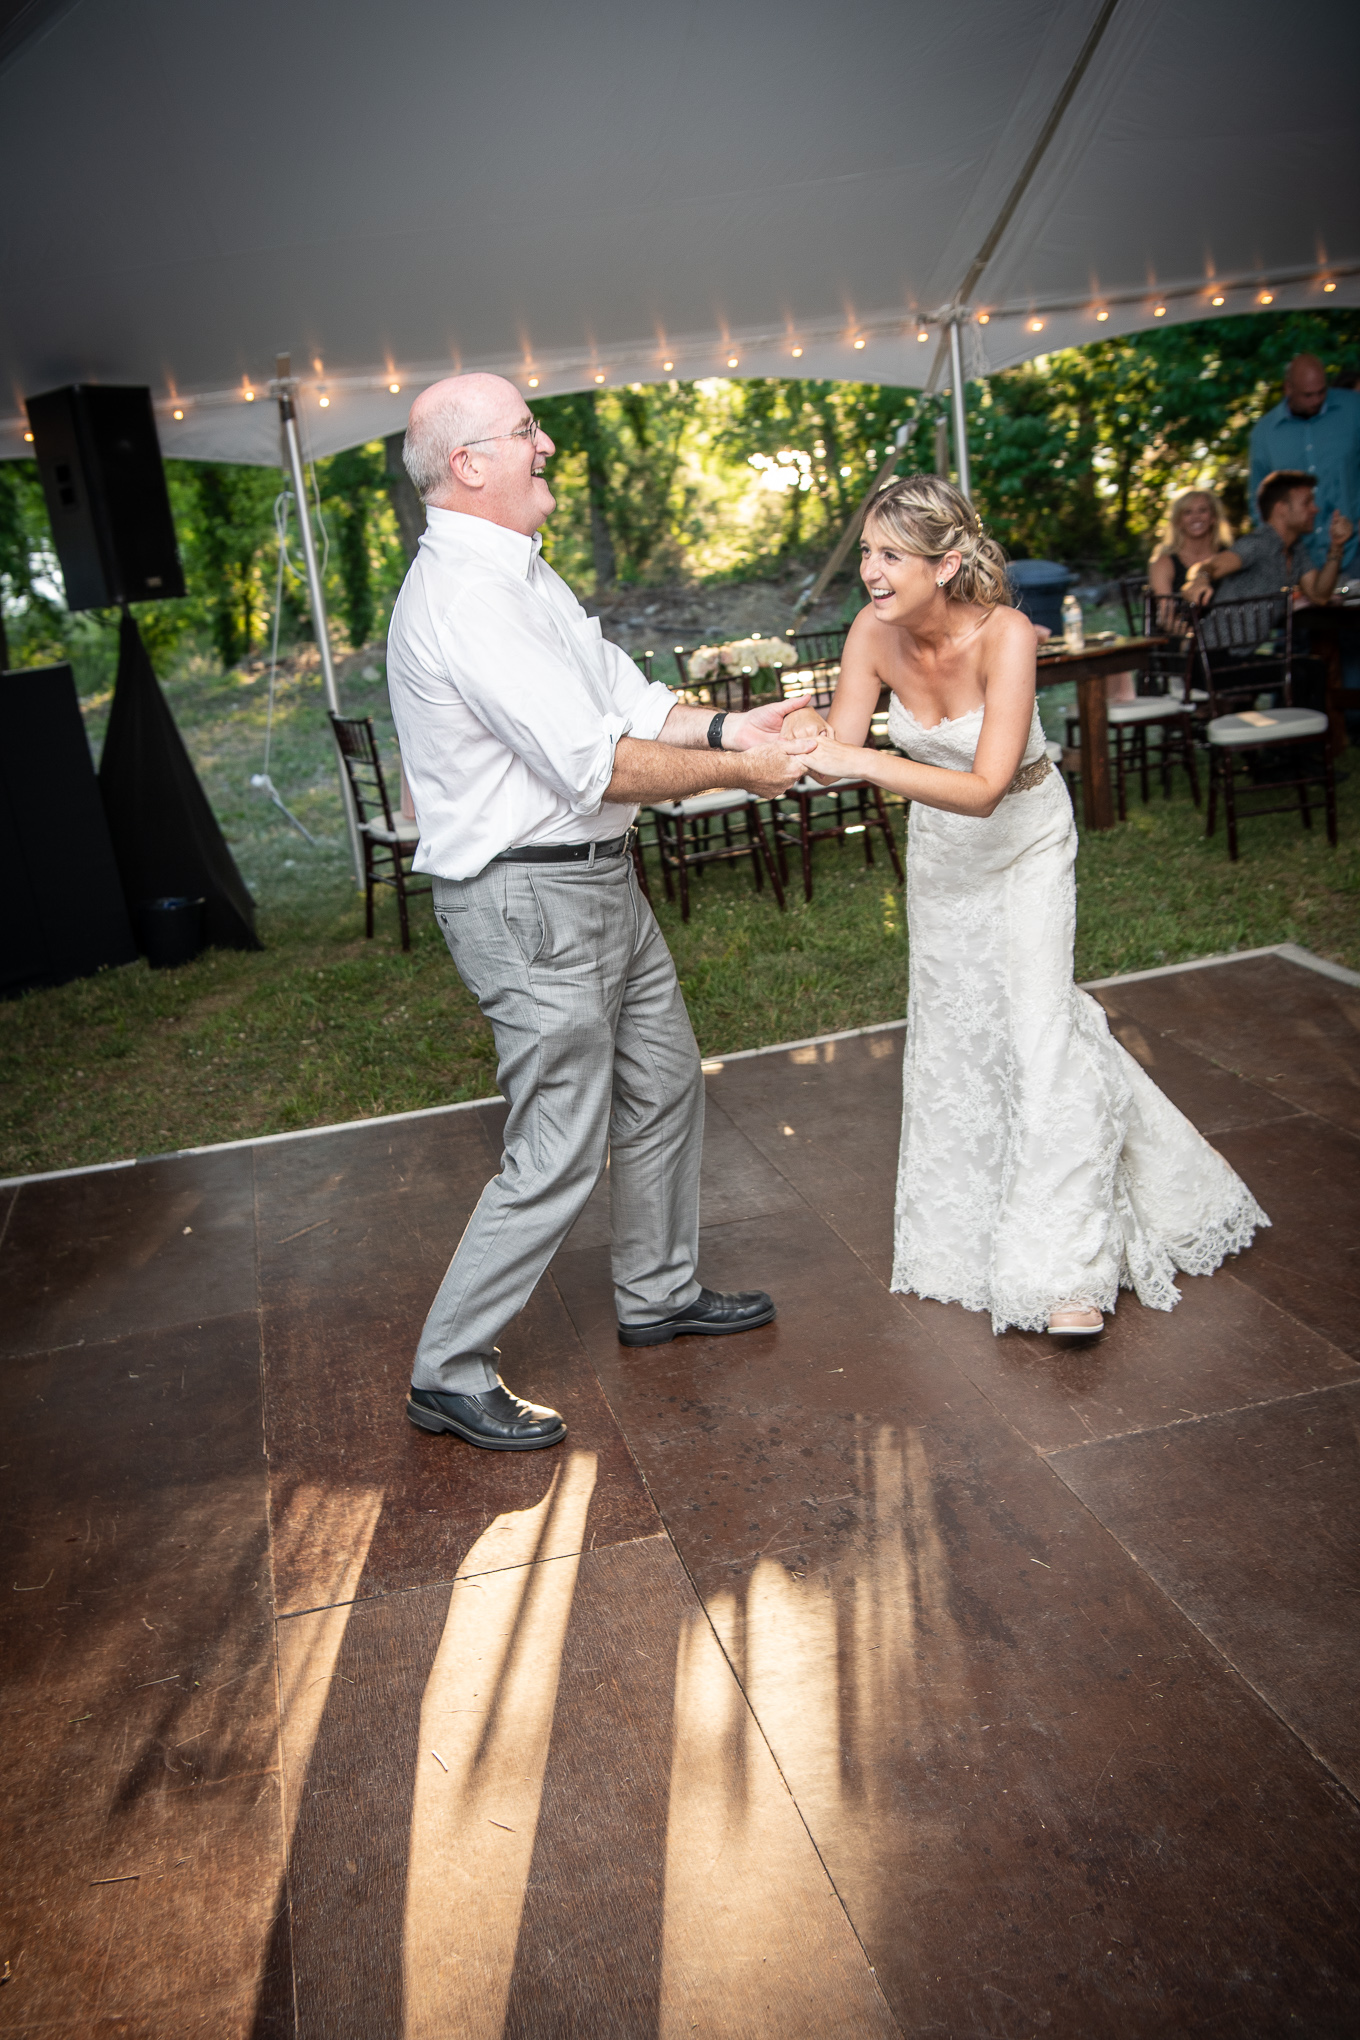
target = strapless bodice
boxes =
[886,696,1047,773]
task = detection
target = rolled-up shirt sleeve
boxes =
[446,582,642,815]
[601,638,678,740]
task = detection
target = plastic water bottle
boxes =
[1062,591,1084,652]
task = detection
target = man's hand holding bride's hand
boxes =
[723,694,820,749]
[733,734,817,799]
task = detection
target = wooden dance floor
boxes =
[3,945,1358,2038]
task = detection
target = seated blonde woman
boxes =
[1148,488,1234,606]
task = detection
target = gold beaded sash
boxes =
[1005,754,1052,797]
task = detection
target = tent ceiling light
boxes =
[853,337,866,348]
[1212,293,1225,305]
[244,387,254,399]
[526,375,539,387]
[1095,309,1109,320]
[318,395,330,407]
[662,359,674,370]
[1029,318,1044,331]
[917,328,929,341]
[389,380,400,393]
[172,408,184,419]
[790,346,803,357]
[727,354,739,366]
[594,371,605,383]
[23,429,33,441]
[1258,291,1273,304]
[976,313,989,325]
[1324,281,1337,292]
[1153,304,1166,315]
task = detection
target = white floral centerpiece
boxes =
[686,635,800,681]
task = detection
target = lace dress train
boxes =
[888,698,1268,1333]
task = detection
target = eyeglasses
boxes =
[462,413,542,449]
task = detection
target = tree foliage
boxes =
[3,309,1358,680]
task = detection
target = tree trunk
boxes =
[384,433,424,562]
[586,447,616,589]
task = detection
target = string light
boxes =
[1211,294,1225,306]
[727,354,739,367]
[527,376,539,388]
[917,328,929,342]
[1029,318,1044,332]
[976,313,990,326]
[389,381,401,393]
[1258,291,1273,305]
[1323,281,1337,293]
[23,429,33,441]
[662,358,674,370]
[790,346,803,358]
[244,387,255,401]
[1153,304,1166,316]
[319,395,330,407]
[853,337,866,349]
[172,408,184,420]
[594,371,606,384]
[1095,310,1109,321]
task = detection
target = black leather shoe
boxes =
[618,1285,775,1347]
[406,1382,566,1450]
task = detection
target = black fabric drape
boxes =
[98,610,260,951]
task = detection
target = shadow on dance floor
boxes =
[3,947,1359,2037]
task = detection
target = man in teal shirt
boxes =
[1249,354,1360,573]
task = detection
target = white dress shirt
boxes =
[385,507,677,880]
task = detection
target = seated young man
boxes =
[1185,469,1352,612]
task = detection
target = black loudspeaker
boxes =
[26,384,186,611]
[0,664,138,996]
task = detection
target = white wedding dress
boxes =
[887,695,1268,1332]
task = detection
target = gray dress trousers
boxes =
[412,844,705,1393]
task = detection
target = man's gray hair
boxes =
[403,386,484,502]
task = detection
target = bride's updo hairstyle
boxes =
[865,474,1011,609]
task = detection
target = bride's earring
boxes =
[936,576,946,588]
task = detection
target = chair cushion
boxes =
[788,775,862,793]
[646,789,752,818]
[1107,698,1191,724]
[1206,706,1329,747]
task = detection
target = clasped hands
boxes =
[722,695,854,792]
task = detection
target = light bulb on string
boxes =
[527,376,539,388]
[790,346,803,358]
[1095,310,1109,321]
[1211,294,1225,306]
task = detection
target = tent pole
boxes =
[948,319,971,500]
[275,375,364,886]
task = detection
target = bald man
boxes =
[1249,354,1360,576]
[386,374,812,1451]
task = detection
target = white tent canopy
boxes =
[1,0,1356,466]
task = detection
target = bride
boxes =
[788,475,1267,1338]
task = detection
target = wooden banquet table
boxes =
[1034,636,1166,831]
[1299,599,1360,756]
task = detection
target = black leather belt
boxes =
[492,828,633,865]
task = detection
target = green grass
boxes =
[2,651,1357,1178]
